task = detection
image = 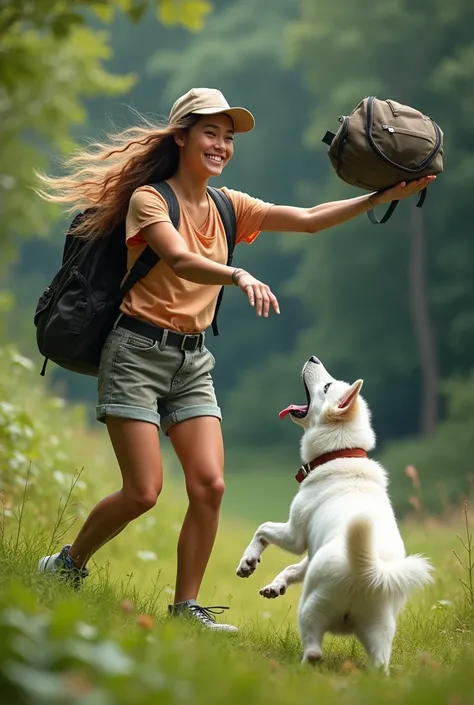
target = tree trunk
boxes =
[408,204,439,435]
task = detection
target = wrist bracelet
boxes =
[368,194,377,209]
[369,192,382,209]
[232,268,244,285]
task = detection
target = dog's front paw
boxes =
[259,581,287,599]
[236,554,259,578]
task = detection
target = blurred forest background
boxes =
[1,0,473,515]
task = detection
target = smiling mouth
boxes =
[204,154,224,165]
[279,379,311,420]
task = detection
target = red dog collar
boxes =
[296,448,368,483]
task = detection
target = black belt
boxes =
[117,314,204,352]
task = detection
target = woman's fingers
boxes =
[258,286,276,317]
[400,175,436,197]
[254,286,263,316]
[246,285,255,308]
[405,177,429,194]
[373,175,437,205]
[260,286,280,317]
[245,284,280,317]
[268,289,280,315]
[238,273,280,317]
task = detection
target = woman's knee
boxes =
[186,472,225,509]
[125,483,162,517]
[107,416,164,519]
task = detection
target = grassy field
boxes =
[1,348,474,704]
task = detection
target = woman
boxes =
[37,88,434,631]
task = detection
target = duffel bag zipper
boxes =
[335,116,349,177]
[382,124,434,141]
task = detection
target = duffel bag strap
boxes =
[367,199,399,225]
[367,188,427,225]
[416,187,427,209]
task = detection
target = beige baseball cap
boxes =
[168,88,255,133]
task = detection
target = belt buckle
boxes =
[181,334,200,352]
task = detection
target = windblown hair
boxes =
[36,112,200,239]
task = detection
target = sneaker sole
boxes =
[37,555,57,573]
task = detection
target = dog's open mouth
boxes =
[279,380,311,420]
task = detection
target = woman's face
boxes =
[177,113,235,179]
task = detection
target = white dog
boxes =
[236,356,433,673]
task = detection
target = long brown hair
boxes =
[35,112,200,239]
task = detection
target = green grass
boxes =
[2,449,474,704]
[1,347,474,703]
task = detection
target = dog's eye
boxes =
[323,383,332,394]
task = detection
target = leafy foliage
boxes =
[1,0,474,505]
[0,338,472,703]
[147,0,313,419]
[282,0,474,437]
[381,373,474,515]
[0,379,472,703]
[225,0,474,450]
[0,346,89,530]
[0,0,212,257]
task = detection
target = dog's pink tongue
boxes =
[279,404,308,419]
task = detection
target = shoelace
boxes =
[60,547,89,580]
[188,605,230,624]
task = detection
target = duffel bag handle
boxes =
[367,188,427,225]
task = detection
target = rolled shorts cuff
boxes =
[160,404,222,435]
[96,403,161,429]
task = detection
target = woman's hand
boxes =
[234,270,280,317]
[373,175,436,206]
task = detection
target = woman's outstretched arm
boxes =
[261,176,436,234]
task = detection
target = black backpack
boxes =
[34,182,236,377]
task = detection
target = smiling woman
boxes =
[35,86,435,633]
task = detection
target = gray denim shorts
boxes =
[96,322,221,434]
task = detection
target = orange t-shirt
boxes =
[120,185,273,333]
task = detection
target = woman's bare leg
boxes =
[67,418,163,568]
[168,416,225,603]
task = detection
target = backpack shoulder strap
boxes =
[149,182,181,228]
[119,183,181,298]
[207,186,237,265]
[206,187,237,336]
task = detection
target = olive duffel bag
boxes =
[322,96,444,224]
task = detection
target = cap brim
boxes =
[192,106,255,133]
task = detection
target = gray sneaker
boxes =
[168,600,238,633]
[37,544,89,591]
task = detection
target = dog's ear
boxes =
[328,379,363,419]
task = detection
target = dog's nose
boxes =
[309,356,321,364]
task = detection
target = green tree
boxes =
[148,0,314,407]
[0,0,213,387]
[11,0,314,415]
[0,0,212,255]
[224,0,474,450]
[286,0,474,441]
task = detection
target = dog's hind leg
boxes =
[236,518,306,579]
[298,589,334,665]
[355,611,396,675]
[259,556,309,598]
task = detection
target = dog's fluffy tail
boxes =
[346,517,434,596]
